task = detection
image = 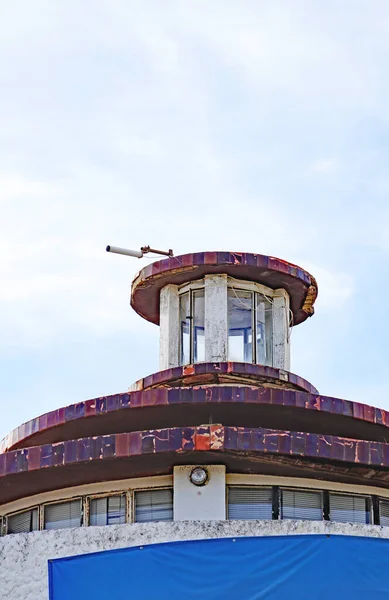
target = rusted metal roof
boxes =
[131,251,318,325]
[1,425,389,505]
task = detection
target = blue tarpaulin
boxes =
[49,534,389,599]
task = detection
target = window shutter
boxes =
[44,500,82,530]
[380,500,389,526]
[135,489,173,523]
[228,487,273,520]
[90,495,126,526]
[7,509,39,534]
[281,489,322,521]
[330,494,370,524]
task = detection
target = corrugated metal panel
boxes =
[380,499,389,526]
[90,495,126,526]
[228,487,272,520]
[7,508,38,534]
[281,489,322,521]
[135,489,173,523]
[330,494,370,524]
[44,500,82,530]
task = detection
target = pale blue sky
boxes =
[1,1,389,440]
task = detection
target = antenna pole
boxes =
[141,246,173,257]
[106,245,174,259]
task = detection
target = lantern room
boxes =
[130,251,318,372]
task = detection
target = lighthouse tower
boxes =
[1,251,389,600]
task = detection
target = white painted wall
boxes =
[159,284,180,370]
[3,472,389,518]
[272,291,291,371]
[2,520,389,600]
[204,274,228,362]
[174,465,226,521]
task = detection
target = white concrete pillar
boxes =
[159,284,180,370]
[204,274,228,362]
[173,465,226,521]
[272,291,291,371]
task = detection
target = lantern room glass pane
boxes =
[256,294,273,366]
[193,290,205,363]
[179,292,190,365]
[228,290,253,362]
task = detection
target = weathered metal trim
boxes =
[1,425,389,487]
[130,251,317,326]
[129,362,319,393]
[6,378,389,454]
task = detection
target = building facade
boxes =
[1,251,389,598]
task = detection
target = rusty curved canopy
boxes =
[2,383,389,453]
[130,251,318,325]
[1,425,389,505]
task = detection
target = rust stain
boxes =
[182,429,195,449]
[302,283,318,316]
[183,365,195,376]
[210,425,224,450]
[231,252,243,265]
[301,275,318,316]
[182,374,214,385]
[205,388,213,402]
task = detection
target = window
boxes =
[134,489,173,523]
[179,289,205,365]
[44,499,82,530]
[228,487,273,520]
[330,493,371,524]
[89,495,126,526]
[281,489,322,521]
[227,289,272,365]
[7,508,39,534]
[89,494,126,525]
[228,290,253,362]
[255,293,273,365]
[379,499,389,526]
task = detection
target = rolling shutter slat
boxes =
[44,500,82,530]
[380,500,389,526]
[281,490,322,521]
[228,487,272,520]
[330,494,370,524]
[135,489,173,523]
[7,509,38,534]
